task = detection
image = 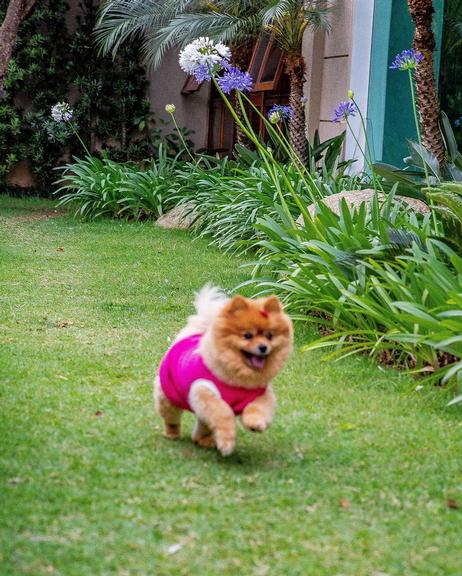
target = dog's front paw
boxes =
[163,423,181,439]
[241,411,271,432]
[215,430,235,456]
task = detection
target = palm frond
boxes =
[95,0,333,68]
[303,1,333,31]
[95,0,197,58]
[260,0,296,25]
[261,0,332,53]
[146,12,261,69]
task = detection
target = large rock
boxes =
[296,189,429,226]
[155,202,196,230]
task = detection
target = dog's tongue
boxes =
[250,355,265,369]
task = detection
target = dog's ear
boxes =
[226,295,249,315]
[263,295,282,314]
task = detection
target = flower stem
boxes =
[208,69,324,236]
[350,96,383,192]
[234,92,299,227]
[68,122,91,157]
[345,118,367,167]
[170,113,196,162]
[239,92,323,203]
[234,91,322,231]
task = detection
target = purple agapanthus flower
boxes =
[455,117,462,128]
[267,104,293,122]
[193,59,232,83]
[220,59,232,70]
[217,66,253,94]
[390,49,423,71]
[193,63,212,83]
[332,101,357,123]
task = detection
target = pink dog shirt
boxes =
[159,334,266,414]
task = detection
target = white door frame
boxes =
[345,0,376,172]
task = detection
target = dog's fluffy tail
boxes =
[194,284,228,319]
[175,284,229,341]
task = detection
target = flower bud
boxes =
[347,89,354,99]
[165,104,176,114]
[269,111,281,124]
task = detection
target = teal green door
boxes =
[367,0,445,166]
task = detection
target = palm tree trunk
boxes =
[286,55,307,165]
[0,0,36,97]
[407,0,445,165]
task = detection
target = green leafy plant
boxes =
[304,238,462,404]
[374,111,462,201]
[425,181,462,248]
[0,0,163,194]
[54,148,177,220]
[245,191,462,403]
[248,190,429,309]
[172,157,304,252]
[171,152,363,253]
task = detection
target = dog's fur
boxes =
[154,285,293,455]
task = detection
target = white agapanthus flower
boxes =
[51,102,73,122]
[179,37,231,74]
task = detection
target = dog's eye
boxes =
[243,332,253,340]
[266,332,273,340]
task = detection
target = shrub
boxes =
[245,192,461,400]
[1,1,152,194]
[55,149,177,220]
[248,191,429,311]
[304,238,462,403]
[171,153,364,253]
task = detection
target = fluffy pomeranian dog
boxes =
[154,285,293,456]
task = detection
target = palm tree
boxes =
[264,2,330,163]
[407,0,445,165]
[95,0,331,163]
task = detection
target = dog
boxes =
[154,285,293,456]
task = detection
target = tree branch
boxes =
[21,0,37,20]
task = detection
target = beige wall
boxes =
[304,0,354,142]
[147,49,211,150]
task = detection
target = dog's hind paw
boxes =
[194,434,216,449]
[215,432,235,456]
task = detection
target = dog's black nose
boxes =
[258,344,268,354]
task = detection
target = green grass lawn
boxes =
[1,196,461,576]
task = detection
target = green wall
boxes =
[368,0,445,167]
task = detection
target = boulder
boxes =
[155,202,196,230]
[296,189,429,226]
